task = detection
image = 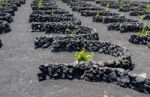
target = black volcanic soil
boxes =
[0,0,150,97]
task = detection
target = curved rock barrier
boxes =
[107,22,146,33]
[45,24,92,34]
[35,33,134,70]
[34,33,129,57]
[35,33,99,48]
[37,62,150,94]
[73,6,104,12]
[81,10,119,17]
[31,22,92,33]
[29,14,80,23]
[129,11,150,16]
[93,16,138,24]
[31,8,70,15]
[51,39,128,57]
[129,34,150,45]
[31,4,58,10]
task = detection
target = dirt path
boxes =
[0,0,149,97]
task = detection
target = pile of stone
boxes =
[35,33,99,48]
[142,15,150,20]
[129,11,150,16]
[31,4,58,10]
[0,20,11,34]
[73,6,104,12]
[0,0,26,18]
[31,9,70,15]
[81,10,119,17]
[120,6,145,12]
[30,0,82,33]
[100,1,119,9]
[0,0,26,34]
[93,15,137,24]
[31,22,46,32]
[66,0,120,18]
[107,23,120,31]
[0,12,13,23]
[129,34,150,45]
[37,60,133,82]
[51,39,128,57]
[31,22,93,33]
[29,14,80,23]
[37,61,150,94]
[120,23,149,33]
[107,22,144,33]
[71,2,93,11]
[45,24,92,34]
[12,0,26,6]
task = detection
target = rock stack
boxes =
[0,0,26,34]
[129,34,150,45]
[38,62,150,94]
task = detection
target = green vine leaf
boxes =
[75,49,94,62]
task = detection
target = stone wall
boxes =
[37,62,149,94]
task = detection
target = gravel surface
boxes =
[0,0,150,97]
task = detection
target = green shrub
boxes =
[146,4,150,10]
[138,14,146,20]
[69,31,75,36]
[137,25,149,36]
[96,11,100,17]
[75,49,94,62]
[38,0,43,9]
[106,2,110,8]
[51,9,55,16]
[118,0,127,7]
[0,0,8,6]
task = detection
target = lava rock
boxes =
[34,33,99,48]
[51,39,128,57]
[0,20,11,34]
[37,62,150,94]
[129,34,150,45]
